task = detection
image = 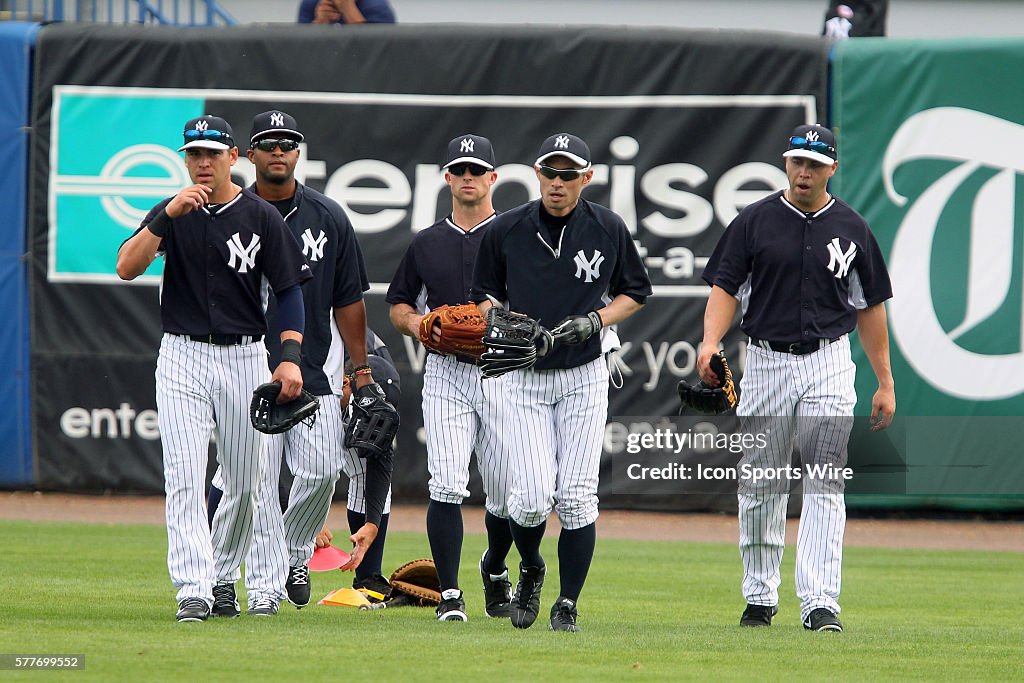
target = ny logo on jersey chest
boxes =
[573,249,605,283]
[825,237,856,278]
[301,228,328,262]
[226,233,261,273]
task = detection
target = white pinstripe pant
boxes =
[423,354,510,516]
[156,333,269,605]
[503,357,609,530]
[229,397,392,602]
[736,335,855,620]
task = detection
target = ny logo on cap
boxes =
[555,135,570,149]
[195,120,209,132]
[806,130,820,142]
[460,138,474,153]
[270,112,285,127]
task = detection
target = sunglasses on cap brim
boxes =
[446,163,490,177]
[788,136,835,155]
[536,164,590,181]
[183,129,234,145]
[252,138,301,152]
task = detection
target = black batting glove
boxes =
[551,311,603,345]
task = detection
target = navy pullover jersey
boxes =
[471,199,651,370]
[136,188,311,336]
[386,214,496,311]
[261,183,369,396]
[703,190,893,342]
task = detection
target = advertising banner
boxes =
[30,24,829,506]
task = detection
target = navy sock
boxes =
[509,519,546,568]
[207,484,223,529]
[347,509,390,580]
[482,512,515,575]
[426,500,464,591]
[557,523,596,601]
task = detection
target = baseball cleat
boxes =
[549,596,579,632]
[286,564,311,608]
[740,603,778,627]
[211,581,240,618]
[247,596,279,617]
[436,589,468,621]
[480,553,513,618]
[803,608,843,632]
[510,563,546,629]
[176,597,211,623]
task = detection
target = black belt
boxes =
[178,333,263,346]
[750,336,842,356]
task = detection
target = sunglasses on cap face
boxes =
[184,129,233,144]
[537,164,589,181]
[789,136,835,154]
[252,138,300,152]
[447,163,489,177]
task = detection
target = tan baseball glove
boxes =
[418,304,487,360]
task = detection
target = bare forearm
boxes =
[115,231,161,280]
[701,286,738,348]
[335,300,369,366]
[389,302,421,338]
[857,303,894,389]
[596,294,643,327]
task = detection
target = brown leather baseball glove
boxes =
[387,559,441,606]
[418,304,487,360]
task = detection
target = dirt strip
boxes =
[1,491,1021,552]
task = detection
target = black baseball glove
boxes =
[250,382,321,434]
[677,352,739,415]
[478,306,554,379]
[345,383,400,459]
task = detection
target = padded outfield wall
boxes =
[10,23,1023,511]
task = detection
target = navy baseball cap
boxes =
[178,115,236,152]
[367,355,401,407]
[535,133,591,168]
[249,110,304,146]
[443,134,495,170]
[784,124,837,165]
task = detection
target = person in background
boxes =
[298,0,396,24]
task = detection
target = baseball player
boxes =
[116,115,312,623]
[207,329,400,601]
[387,134,517,622]
[471,133,652,632]
[699,123,895,632]
[234,111,393,617]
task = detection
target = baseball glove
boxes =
[677,352,739,415]
[345,383,400,458]
[418,304,487,360]
[250,382,320,434]
[479,307,554,379]
[382,559,441,607]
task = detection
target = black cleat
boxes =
[211,581,240,618]
[436,590,468,621]
[176,597,210,623]
[803,608,843,632]
[549,596,579,632]
[480,554,513,618]
[740,603,779,627]
[286,565,311,609]
[510,563,546,629]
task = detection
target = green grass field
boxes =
[0,520,1020,682]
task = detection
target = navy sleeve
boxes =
[608,217,653,304]
[330,206,368,308]
[385,239,425,307]
[297,0,315,22]
[359,0,396,22]
[469,223,507,304]
[856,225,893,306]
[703,211,751,295]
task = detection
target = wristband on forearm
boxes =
[280,339,302,365]
[146,209,171,237]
